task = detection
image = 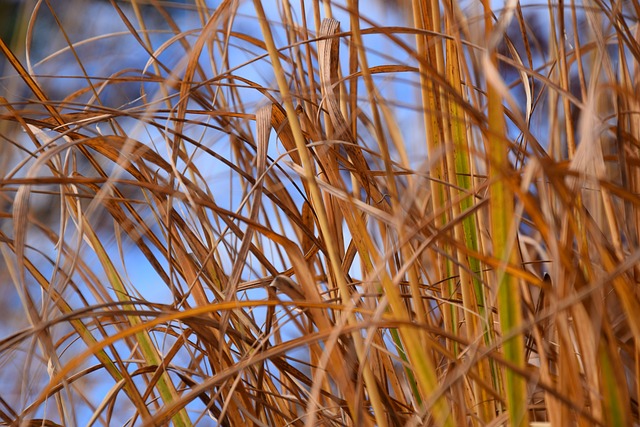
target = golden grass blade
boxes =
[481,0,529,424]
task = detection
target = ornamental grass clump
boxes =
[0,1,639,426]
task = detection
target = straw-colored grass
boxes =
[1,0,639,425]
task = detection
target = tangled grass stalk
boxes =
[0,1,639,426]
